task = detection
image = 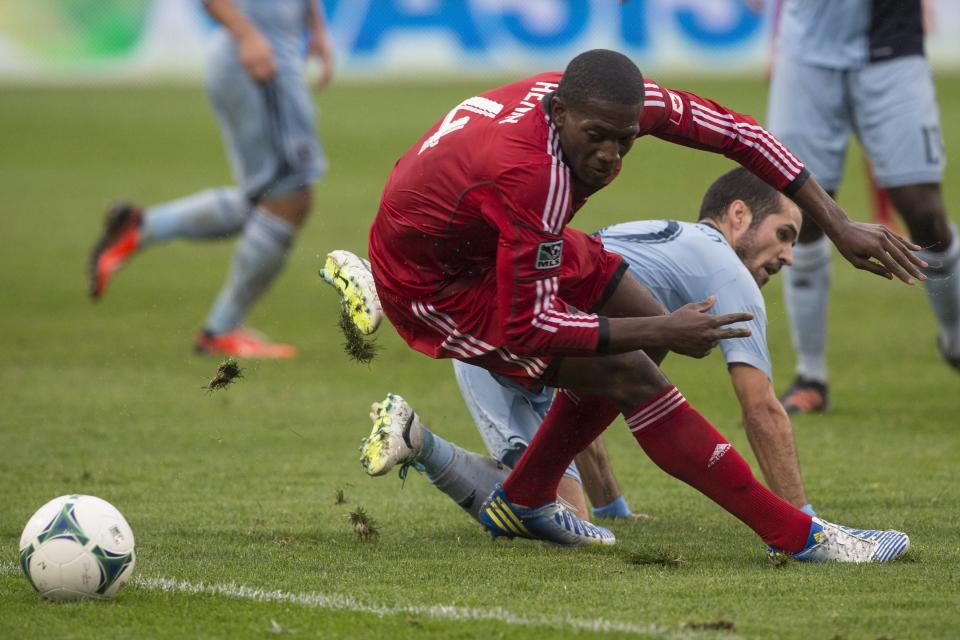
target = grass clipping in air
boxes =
[349,507,379,541]
[205,359,243,391]
[339,306,379,364]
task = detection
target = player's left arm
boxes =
[307,1,334,91]
[729,364,808,509]
[640,80,925,283]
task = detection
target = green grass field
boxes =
[1,75,958,639]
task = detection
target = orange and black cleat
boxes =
[194,327,297,359]
[88,203,143,300]
[779,376,830,415]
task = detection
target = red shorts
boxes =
[374,228,625,389]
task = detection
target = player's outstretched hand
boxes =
[831,219,927,284]
[663,297,752,358]
[237,28,277,83]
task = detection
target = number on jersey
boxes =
[419,96,505,155]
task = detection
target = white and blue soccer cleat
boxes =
[360,393,423,477]
[769,517,909,563]
[320,249,382,335]
[479,485,616,547]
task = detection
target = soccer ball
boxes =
[19,494,136,601]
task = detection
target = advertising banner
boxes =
[1,0,958,83]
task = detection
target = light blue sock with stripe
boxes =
[141,187,251,246]
[204,208,295,334]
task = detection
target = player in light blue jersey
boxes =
[347,168,818,523]
[89,0,334,358]
[768,0,958,412]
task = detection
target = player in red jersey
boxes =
[367,50,919,560]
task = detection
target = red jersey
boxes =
[370,72,807,359]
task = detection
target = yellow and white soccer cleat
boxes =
[360,393,423,477]
[320,249,383,335]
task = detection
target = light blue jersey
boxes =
[598,220,772,379]
[777,0,871,70]
[455,218,772,474]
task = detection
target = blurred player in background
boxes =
[335,169,817,526]
[767,0,958,413]
[88,0,333,358]
[336,49,919,560]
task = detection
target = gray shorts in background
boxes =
[452,360,581,484]
[205,31,327,200]
[767,54,945,191]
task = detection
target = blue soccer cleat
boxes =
[768,517,910,563]
[479,485,616,547]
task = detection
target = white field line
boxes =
[1,561,733,639]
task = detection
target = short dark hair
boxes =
[556,49,645,111]
[698,168,784,227]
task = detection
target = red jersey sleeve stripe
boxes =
[688,108,800,183]
[689,99,803,173]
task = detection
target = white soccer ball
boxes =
[19,494,136,602]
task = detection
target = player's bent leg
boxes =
[88,202,143,300]
[200,191,308,357]
[502,348,907,559]
[320,249,383,336]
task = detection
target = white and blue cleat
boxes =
[479,485,616,547]
[769,517,910,563]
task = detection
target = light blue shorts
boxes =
[767,55,945,191]
[205,31,327,200]
[452,360,581,484]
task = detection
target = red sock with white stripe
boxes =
[502,390,619,508]
[628,386,811,552]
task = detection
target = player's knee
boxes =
[597,352,670,407]
[888,183,950,248]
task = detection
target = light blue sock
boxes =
[800,503,817,517]
[417,426,508,521]
[204,208,295,334]
[141,187,250,247]
[592,495,633,519]
[783,236,831,382]
[416,427,455,478]
[917,224,960,353]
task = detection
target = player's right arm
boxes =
[203,0,276,83]
[730,364,808,508]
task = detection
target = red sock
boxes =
[628,386,811,552]
[502,390,619,507]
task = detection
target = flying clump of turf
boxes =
[349,507,379,541]
[338,306,379,364]
[205,359,243,391]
